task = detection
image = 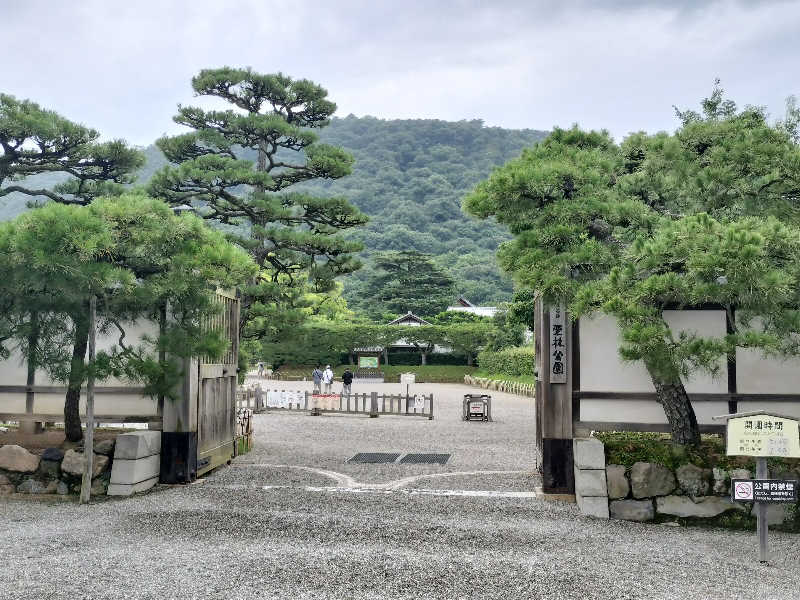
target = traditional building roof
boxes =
[386,311,432,326]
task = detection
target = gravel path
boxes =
[2,382,798,599]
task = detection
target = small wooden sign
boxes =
[726,414,800,458]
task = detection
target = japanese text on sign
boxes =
[549,305,567,383]
[731,479,798,503]
[726,414,800,458]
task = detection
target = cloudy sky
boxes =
[2,0,798,146]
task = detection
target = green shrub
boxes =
[477,346,535,377]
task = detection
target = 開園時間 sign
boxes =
[726,414,800,458]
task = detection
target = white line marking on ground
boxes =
[260,485,539,499]
[230,463,531,490]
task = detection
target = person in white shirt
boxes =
[322,365,334,393]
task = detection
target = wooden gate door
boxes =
[197,289,240,476]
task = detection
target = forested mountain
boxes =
[300,116,547,306]
[1,116,546,304]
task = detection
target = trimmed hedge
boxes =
[477,346,535,377]
[386,351,466,365]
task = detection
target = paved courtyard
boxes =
[1,381,799,599]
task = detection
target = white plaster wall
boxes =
[579,314,653,392]
[736,348,800,395]
[581,399,729,425]
[0,318,159,415]
[579,312,727,393]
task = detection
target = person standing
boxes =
[257,362,265,378]
[312,365,323,394]
[322,365,334,394]
[341,367,353,398]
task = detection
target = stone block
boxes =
[751,503,791,526]
[610,499,655,522]
[17,479,48,494]
[573,438,606,470]
[107,476,159,497]
[631,462,675,498]
[61,450,109,478]
[729,468,751,480]
[577,495,609,519]
[0,445,40,473]
[0,474,9,485]
[676,463,711,497]
[0,484,14,496]
[114,431,161,460]
[712,468,728,495]
[110,454,160,485]
[39,459,61,479]
[94,439,116,456]
[574,468,608,497]
[41,447,64,462]
[56,481,69,495]
[656,495,746,518]
[91,477,108,496]
[606,464,629,500]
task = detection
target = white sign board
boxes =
[549,305,567,383]
[400,373,416,385]
[726,414,800,457]
[414,394,425,411]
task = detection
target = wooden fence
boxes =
[236,387,434,419]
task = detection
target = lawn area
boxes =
[271,364,477,383]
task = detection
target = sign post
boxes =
[716,411,800,563]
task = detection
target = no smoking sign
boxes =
[734,481,754,501]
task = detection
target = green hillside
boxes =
[301,116,547,305]
[1,116,546,304]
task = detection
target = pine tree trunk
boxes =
[467,353,473,367]
[420,350,427,366]
[64,312,90,443]
[648,371,701,446]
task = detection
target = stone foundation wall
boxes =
[574,437,800,527]
[463,375,535,397]
[0,441,115,497]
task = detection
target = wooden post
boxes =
[536,299,575,494]
[428,394,434,420]
[80,296,96,504]
[370,392,378,418]
[756,457,769,562]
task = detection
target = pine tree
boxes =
[360,250,456,319]
[148,68,367,343]
[466,84,800,446]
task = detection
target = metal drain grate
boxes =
[399,453,450,465]
[348,452,400,464]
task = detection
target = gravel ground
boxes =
[2,381,799,599]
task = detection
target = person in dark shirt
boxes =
[341,367,354,397]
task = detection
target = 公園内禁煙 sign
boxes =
[726,414,800,458]
[549,305,567,383]
[732,479,798,503]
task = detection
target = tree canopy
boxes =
[0,193,256,440]
[148,68,368,345]
[355,250,456,319]
[0,93,144,205]
[465,84,800,445]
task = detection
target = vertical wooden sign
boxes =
[549,305,567,384]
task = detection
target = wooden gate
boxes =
[196,289,240,476]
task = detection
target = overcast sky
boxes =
[2,0,798,146]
